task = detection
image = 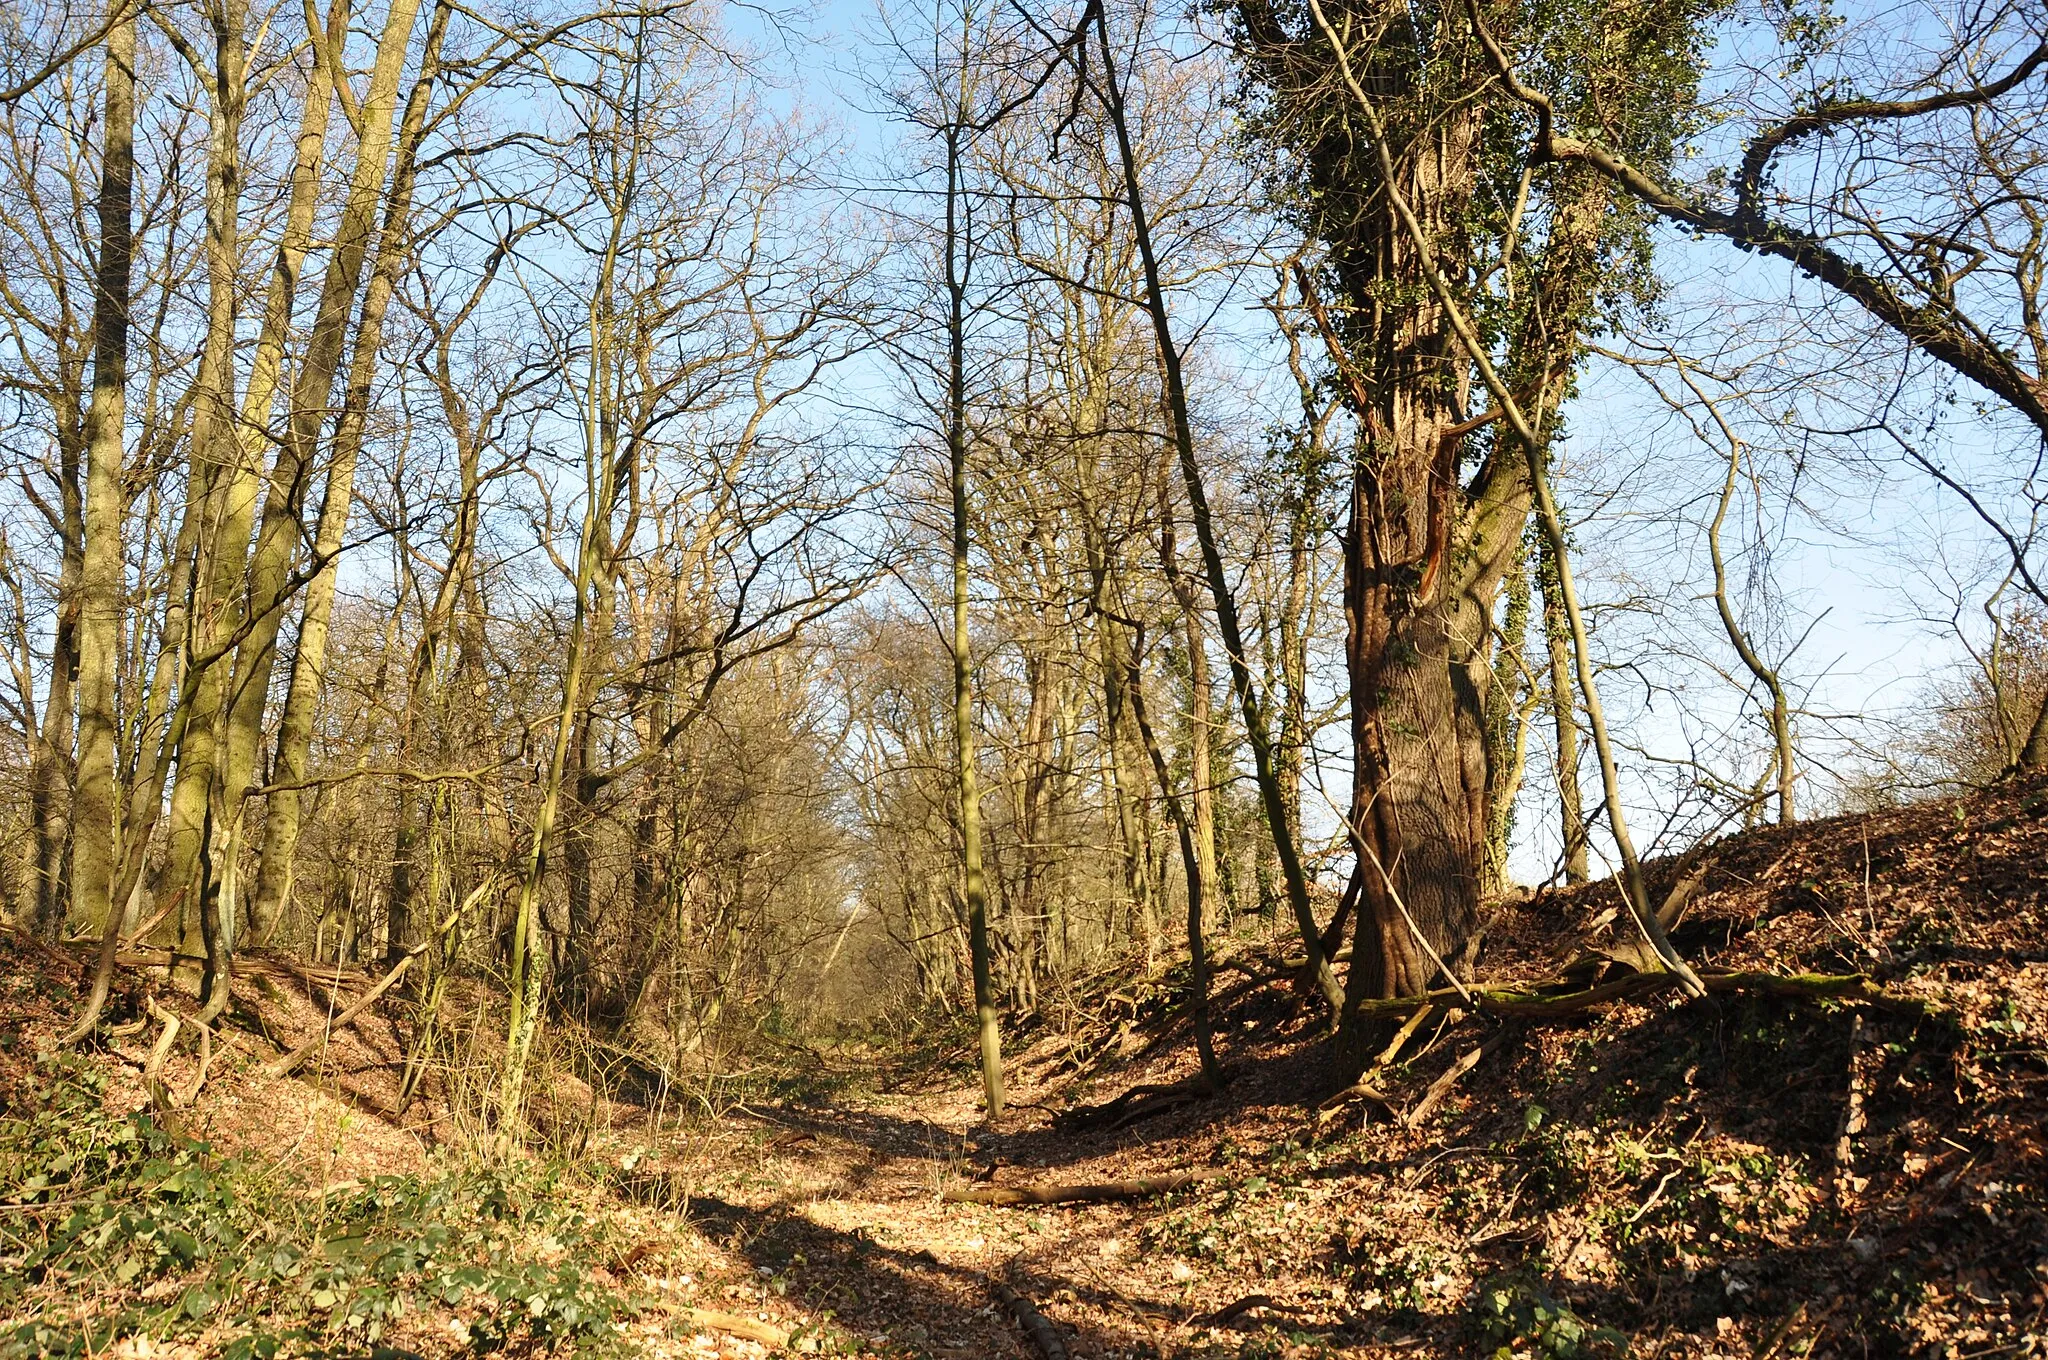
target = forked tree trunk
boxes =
[217,0,428,919]
[248,0,450,943]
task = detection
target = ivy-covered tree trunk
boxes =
[1304,41,1526,1009]
[1234,0,1712,1051]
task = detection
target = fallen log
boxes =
[1349,969,1919,1022]
[943,1168,1222,1206]
[992,1280,1070,1360]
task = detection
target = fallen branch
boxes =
[1196,1294,1302,1327]
[1404,1028,1515,1129]
[1317,1079,1400,1118]
[672,1306,789,1348]
[943,1168,1222,1206]
[263,951,419,1079]
[1835,1012,1867,1169]
[265,877,501,1079]
[992,1280,1070,1360]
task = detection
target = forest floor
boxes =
[5,776,2048,1358]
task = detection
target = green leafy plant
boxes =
[1476,1279,1628,1359]
[0,1057,633,1357]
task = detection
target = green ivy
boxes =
[0,1056,632,1357]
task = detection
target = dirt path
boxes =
[657,1083,1152,1358]
[642,1039,1341,1360]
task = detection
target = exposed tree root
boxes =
[992,1279,1070,1360]
[1052,1074,1215,1134]
[943,1169,1222,1206]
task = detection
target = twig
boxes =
[1627,1168,1682,1224]
[263,951,420,1079]
[1350,969,1920,1021]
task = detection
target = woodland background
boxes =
[0,0,2044,1132]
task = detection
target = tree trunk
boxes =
[1088,2,1345,1018]
[1481,550,1531,897]
[63,6,138,1036]
[1128,638,1221,1088]
[27,434,82,940]
[248,0,450,943]
[218,0,427,902]
[1330,87,1505,1006]
[1538,536,1589,882]
[158,0,251,972]
[942,116,1003,1119]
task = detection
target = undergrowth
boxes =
[0,1055,634,1357]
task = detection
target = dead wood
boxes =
[1404,1027,1515,1128]
[1317,1080,1400,1117]
[992,1279,1070,1360]
[266,877,500,1079]
[1835,1012,1868,1168]
[673,1305,789,1348]
[1196,1294,1297,1326]
[1348,968,1918,1022]
[264,948,420,1078]
[943,1168,1222,1206]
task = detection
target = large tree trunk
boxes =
[1331,85,1508,1006]
[64,5,138,1037]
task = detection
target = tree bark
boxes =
[1538,534,1588,882]
[941,111,1003,1119]
[158,0,252,972]
[218,0,427,927]
[63,4,138,1038]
